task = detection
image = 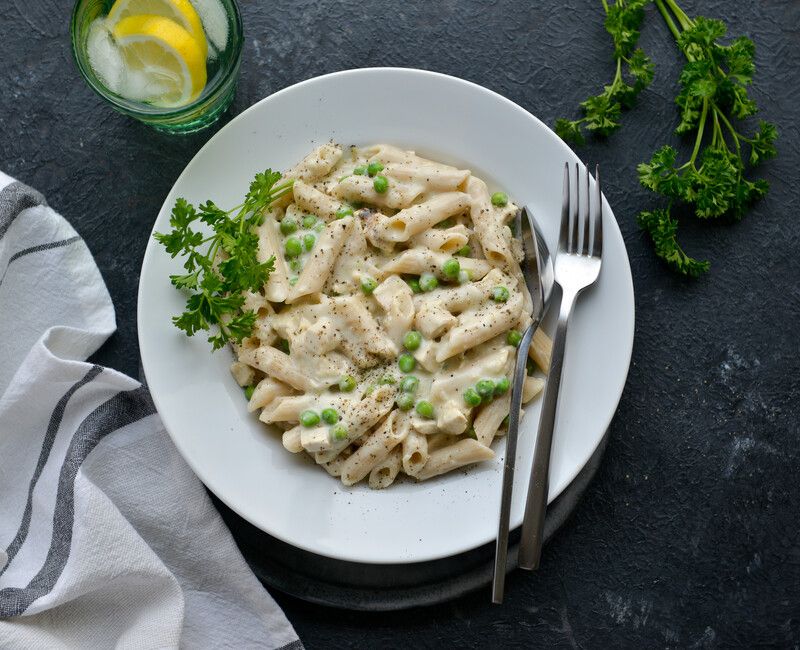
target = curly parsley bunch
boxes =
[555,0,778,277]
[556,0,654,145]
[155,171,293,349]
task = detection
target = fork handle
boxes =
[518,288,577,570]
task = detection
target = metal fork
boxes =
[517,162,603,570]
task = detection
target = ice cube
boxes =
[86,19,124,94]
[190,0,229,54]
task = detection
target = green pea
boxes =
[465,426,477,440]
[475,379,495,400]
[321,407,339,424]
[456,245,471,257]
[491,286,510,302]
[313,221,325,232]
[331,424,348,441]
[419,272,438,292]
[396,393,415,411]
[442,257,460,280]
[302,214,318,229]
[339,375,356,392]
[398,353,416,373]
[403,330,422,351]
[244,385,255,400]
[276,338,290,354]
[378,375,397,385]
[367,161,384,177]
[288,258,302,273]
[303,233,316,251]
[280,217,298,235]
[300,410,320,427]
[506,330,523,347]
[289,276,299,286]
[463,387,482,407]
[491,191,508,207]
[284,236,302,258]
[335,205,354,219]
[373,175,389,194]
[415,400,435,419]
[361,276,378,295]
[494,377,510,395]
[526,358,535,376]
[435,218,454,229]
[458,270,471,285]
[400,376,419,393]
[406,277,422,294]
[353,165,367,175]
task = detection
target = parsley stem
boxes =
[613,57,623,87]
[712,108,723,149]
[601,0,609,15]
[655,0,682,42]
[663,0,693,31]
[715,107,742,158]
[688,99,709,166]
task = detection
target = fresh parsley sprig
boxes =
[555,0,654,145]
[636,1,777,275]
[555,0,778,277]
[154,171,293,349]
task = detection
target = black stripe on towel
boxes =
[0,386,156,617]
[0,365,103,576]
[0,236,82,289]
[0,181,47,240]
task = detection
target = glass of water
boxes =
[70,0,243,133]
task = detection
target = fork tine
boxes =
[581,164,591,256]
[593,164,603,258]
[558,163,570,252]
[570,163,580,253]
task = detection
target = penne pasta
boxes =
[368,447,403,489]
[286,217,353,302]
[233,144,547,488]
[416,439,495,481]
[340,411,410,486]
[401,428,429,477]
[293,179,347,222]
[367,193,470,245]
[247,377,293,413]
[473,394,511,447]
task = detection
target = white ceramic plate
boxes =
[138,68,634,564]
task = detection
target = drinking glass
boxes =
[70,0,243,133]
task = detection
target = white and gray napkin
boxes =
[0,172,302,649]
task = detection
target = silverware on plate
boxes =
[517,162,603,571]
[492,206,554,604]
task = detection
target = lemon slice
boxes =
[107,0,207,58]
[112,15,207,108]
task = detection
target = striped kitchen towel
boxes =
[0,173,302,649]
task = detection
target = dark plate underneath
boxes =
[215,432,609,611]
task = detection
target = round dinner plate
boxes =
[138,68,634,565]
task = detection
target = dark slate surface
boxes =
[2,0,799,647]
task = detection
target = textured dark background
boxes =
[2,0,799,647]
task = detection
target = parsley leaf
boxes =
[635,0,778,274]
[154,170,293,349]
[637,208,709,277]
[555,1,654,144]
[562,0,778,276]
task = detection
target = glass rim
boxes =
[70,0,244,118]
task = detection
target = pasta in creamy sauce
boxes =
[228,144,551,488]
